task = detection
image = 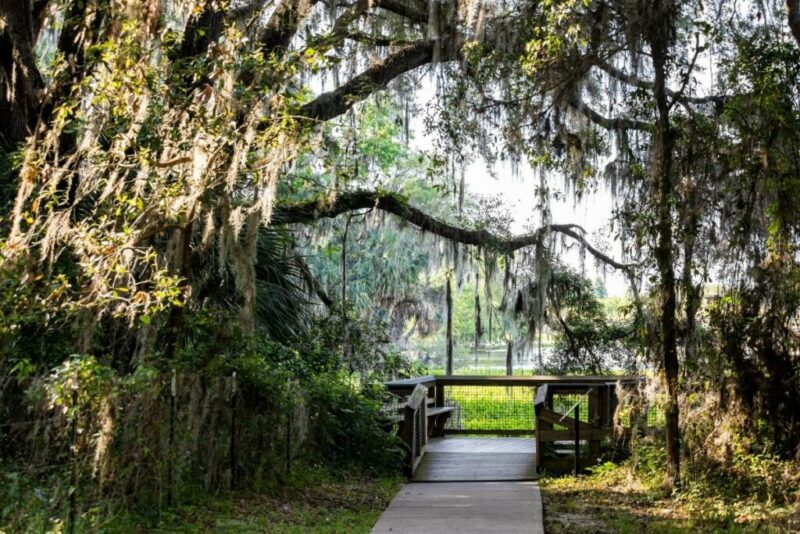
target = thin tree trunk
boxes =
[488,306,492,345]
[342,213,353,362]
[474,272,481,366]
[505,340,513,376]
[648,10,681,488]
[681,185,702,374]
[788,0,800,47]
[446,271,453,375]
[0,1,46,149]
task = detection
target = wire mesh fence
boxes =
[550,393,591,427]
[0,372,298,532]
[443,384,536,434]
[438,384,662,434]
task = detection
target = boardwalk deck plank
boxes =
[371,437,544,534]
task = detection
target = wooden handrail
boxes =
[534,383,549,413]
[385,375,437,389]
[435,375,641,387]
[406,383,427,411]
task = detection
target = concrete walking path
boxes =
[370,481,544,534]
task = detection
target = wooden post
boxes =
[435,382,444,408]
[68,377,78,534]
[401,385,427,476]
[574,405,580,475]
[533,384,548,471]
[588,388,600,461]
[446,273,453,375]
[168,369,176,506]
[534,388,541,471]
[230,372,237,490]
[401,403,415,477]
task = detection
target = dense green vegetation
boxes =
[2,0,800,531]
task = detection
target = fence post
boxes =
[285,389,292,475]
[168,369,176,506]
[230,372,237,490]
[68,374,78,534]
[573,405,580,475]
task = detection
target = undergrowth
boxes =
[103,468,403,533]
[541,437,800,533]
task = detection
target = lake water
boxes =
[408,345,558,375]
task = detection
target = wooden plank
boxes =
[445,428,534,436]
[385,375,437,388]
[412,452,537,482]
[426,437,535,454]
[537,408,600,431]
[537,428,610,441]
[370,481,544,534]
[435,375,642,387]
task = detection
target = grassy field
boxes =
[440,385,598,432]
[104,472,403,533]
[540,466,799,533]
[444,385,537,431]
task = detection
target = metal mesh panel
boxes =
[550,393,591,429]
[444,385,536,434]
[646,405,665,427]
[616,401,665,428]
[413,408,424,459]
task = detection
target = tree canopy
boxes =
[2,0,800,524]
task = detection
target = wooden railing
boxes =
[384,375,642,476]
[400,384,428,476]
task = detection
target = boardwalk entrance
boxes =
[412,437,536,481]
[376,375,640,533]
[384,374,642,476]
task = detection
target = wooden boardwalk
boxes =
[371,438,543,533]
[413,437,536,482]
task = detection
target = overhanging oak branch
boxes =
[272,190,634,272]
[299,40,440,122]
[789,0,800,48]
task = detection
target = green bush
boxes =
[305,374,403,476]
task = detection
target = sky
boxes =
[407,78,631,297]
[462,159,629,296]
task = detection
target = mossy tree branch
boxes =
[273,189,635,272]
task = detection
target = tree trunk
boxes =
[505,340,513,376]
[488,306,492,345]
[0,1,46,150]
[446,272,453,375]
[681,186,702,374]
[648,10,681,488]
[342,213,353,362]
[474,272,481,365]
[788,0,800,47]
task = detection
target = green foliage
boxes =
[542,267,635,374]
[305,376,403,476]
